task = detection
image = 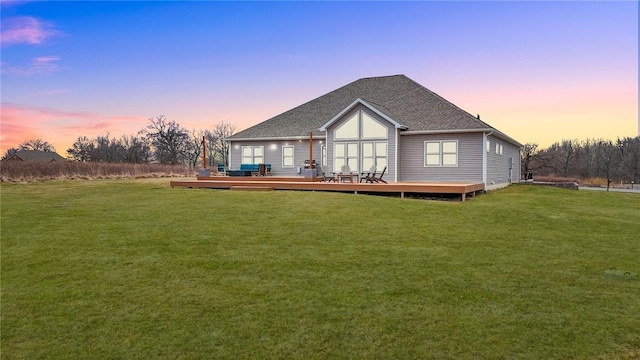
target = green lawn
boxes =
[1,179,639,359]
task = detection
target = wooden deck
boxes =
[171,177,485,201]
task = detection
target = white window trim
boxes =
[282,145,294,168]
[361,141,388,170]
[241,145,264,164]
[334,142,359,172]
[334,112,360,140]
[321,144,327,169]
[424,140,458,167]
[361,112,388,140]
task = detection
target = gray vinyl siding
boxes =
[229,140,324,176]
[325,104,397,181]
[398,132,484,182]
[486,135,520,185]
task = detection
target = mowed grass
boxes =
[1,180,639,359]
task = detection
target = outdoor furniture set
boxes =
[222,163,272,176]
[320,165,387,183]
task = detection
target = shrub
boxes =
[0,161,194,182]
[533,175,582,185]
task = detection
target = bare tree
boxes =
[205,121,236,167]
[118,134,151,163]
[521,142,539,177]
[575,138,598,179]
[92,134,120,162]
[67,136,95,162]
[1,147,18,160]
[595,139,618,183]
[616,136,640,183]
[183,129,204,168]
[140,115,189,165]
[19,138,56,152]
[558,139,578,177]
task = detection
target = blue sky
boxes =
[1,1,637,153]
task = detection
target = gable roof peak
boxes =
[228,74,510,141]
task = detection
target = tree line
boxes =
[522,136,640,183]
[4,116,638,183]
[2,116,236,168]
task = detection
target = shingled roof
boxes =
[7,150,66,162]
[228,74,497,140]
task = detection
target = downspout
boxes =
[395,128,399,182]
[483,130,494,186]
[227,140,232,169]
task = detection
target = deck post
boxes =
[201,136,206,169]
[461,193,466,202]
[309,132,313,173]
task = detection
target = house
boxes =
[226,75,522,189]
[4,150,67,162]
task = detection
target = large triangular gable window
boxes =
[335,112,359,139]
[362,112,387,139]
[335,111,388,140]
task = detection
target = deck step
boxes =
[230,186,274,191]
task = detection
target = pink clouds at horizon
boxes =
[0,103,148,154]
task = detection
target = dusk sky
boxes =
[1,1,637,155]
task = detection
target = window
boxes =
[424,140,458,167]
[425,142,441,166]
[241,146,264,164]
[282,145,294,167]
[486,140,490,152]
[321,145,327,169]
[362,112,387,139]
[495,143,503,156]
[334,142,358,172]
[362,142,387,170]
[442,141,457,166]
[335,113,359,139]
[332,110,388,173]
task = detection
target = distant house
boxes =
[5,150,67,162]
[226,75,522,189]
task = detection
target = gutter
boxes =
[225,135,326,142]
[401,128,523,148]
[401,128,491,135]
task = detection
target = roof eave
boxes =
[226,135,326,142]
[401,128,523,148]
[487,129,524,148]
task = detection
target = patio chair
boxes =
[360,165,377,183]
[338,165,356,183]
[217,163,226,176]
[319,165,335,182]
[370,166,387,183]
